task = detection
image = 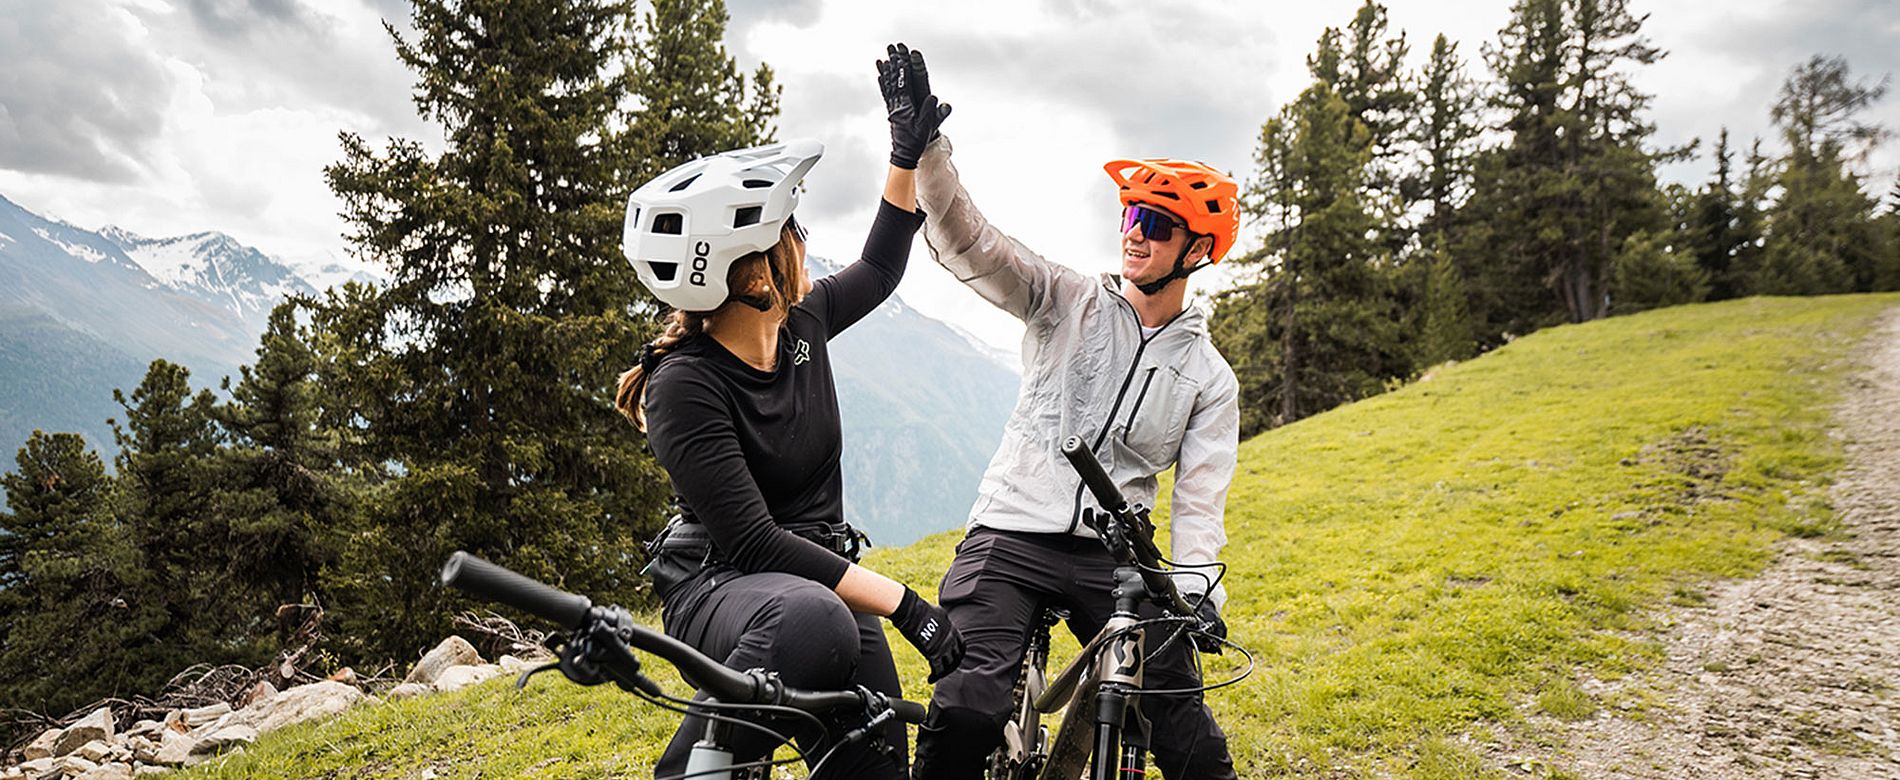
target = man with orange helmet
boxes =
[901,51,1240,780]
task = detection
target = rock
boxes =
[74,762,134,780]
[53,708,114,757]
[123,720,163,740]
[133,766,171,777]
[189,724,257,756]
[21,728,60,760]
[127,735,159,763]
[387,682,434,701]
[431,664,504,693]
[56,756,100,777]
[232,680,364,734]
[403,636,484,685]
[498,654,534,674]
[237,680,277,709]
[71,739,111,762]
[16,758,55,780]
[178,703,230,728]
[188,711,235,740]
[326,667,357,686]
[149,730,196,767]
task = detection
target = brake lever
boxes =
[516,662,563,690]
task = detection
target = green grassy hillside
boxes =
[184,294,1898,778]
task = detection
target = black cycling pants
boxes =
[911,528,1236,779]
[656,566,906,779]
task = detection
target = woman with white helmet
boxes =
[614,44,959,778]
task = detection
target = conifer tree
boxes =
[318,0,767,659]
[1680,130,1748,300]
[1416,34,1482,242]
[1417,240,1477,365]
[1757,56,1889,294]
[213,303,351,637]
[625,0,780,184]
[1460,0,1667,333]
[0,432,163,714]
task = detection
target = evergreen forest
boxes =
[2,0,1897,739]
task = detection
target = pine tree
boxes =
[1684,130,1748,299]
[1757,56,1889,294]
[1417,239,1477,365]
[317,0,765,661]
[1878,175,1900,291]
[112,360,262,669]
[0,432,164,714]
[625,0,780,184]
[213,303,352,641]
[1460,0,1667,333]
[1309,2,1414,249]
[1416,33,1482,242]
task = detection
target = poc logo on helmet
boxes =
[689,241,712,287]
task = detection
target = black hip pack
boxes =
[640,516,869,597]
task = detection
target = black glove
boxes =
[890,586,965,682]
[1192,597,1227,654]
[876,42,951,169]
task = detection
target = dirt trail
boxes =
[1492,306,1900,779]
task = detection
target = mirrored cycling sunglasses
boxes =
[1121,204,1185,242]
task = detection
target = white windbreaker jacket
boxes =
[918,137,1239,607]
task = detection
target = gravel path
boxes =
[1491,306,1900,779]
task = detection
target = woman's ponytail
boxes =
[616,310,706,431]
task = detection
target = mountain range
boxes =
[0,193,1015,544]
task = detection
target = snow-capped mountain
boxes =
[2,194,1020,543]
[100,227,321,329]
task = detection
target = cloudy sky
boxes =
[2,0,1897,352]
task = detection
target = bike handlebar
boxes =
[440,551,925,724]
[1060,436,1199,618]
[442,550,594,629]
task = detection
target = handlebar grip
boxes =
[441,551,593,630]
[892,698,927,724]
[1061,436,1126,512]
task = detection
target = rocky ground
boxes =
[1487,306,1900,779]
[2,637,538,780]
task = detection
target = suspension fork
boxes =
[1090,567,1148,780]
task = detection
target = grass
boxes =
[183,294,1898,778]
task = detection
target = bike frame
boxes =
[987,437,1215,779]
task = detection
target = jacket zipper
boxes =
[1066,294,1189,534]
[1121,368,1159,444]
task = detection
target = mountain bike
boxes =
[440,552,926,780]
[986,436,1253,780]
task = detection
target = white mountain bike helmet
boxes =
[623,139,824,312]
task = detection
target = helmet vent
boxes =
[741,179,773,189]
[1189,181,1209,190]
[668,174,701,193]
[1206,200,1223,213]
[652,213,684,235]
[733,206,763,228]
[646,261,679,282]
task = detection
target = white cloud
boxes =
[2,0,1896,352]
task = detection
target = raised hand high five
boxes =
[877,42,951,170]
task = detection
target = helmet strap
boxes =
[1133,235,1211,296]
[733,295,774,312]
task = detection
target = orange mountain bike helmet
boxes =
[1103,158,1241,264]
